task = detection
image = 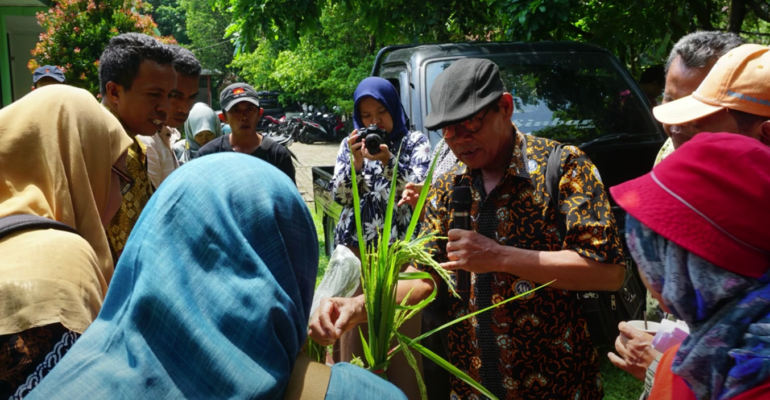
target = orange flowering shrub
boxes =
[29,0,176,96]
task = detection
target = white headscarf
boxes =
[176,103,223,163]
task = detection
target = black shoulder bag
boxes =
[545,144,645,347]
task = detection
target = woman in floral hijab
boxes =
[330,77,431,251]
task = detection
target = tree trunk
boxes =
[728,0,748,33]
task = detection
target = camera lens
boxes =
[365,134,383,155]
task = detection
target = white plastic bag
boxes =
[309,245,361,318]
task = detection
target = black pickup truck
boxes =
[312,41,666,256]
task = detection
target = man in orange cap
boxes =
[653,43,770,147]
[654,31,744,165]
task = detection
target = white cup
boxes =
[626,320,660,335]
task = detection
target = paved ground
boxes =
[289,141,340,203]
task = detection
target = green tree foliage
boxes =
[218,0,323,52]
[178,0,236,109]
[336,0,502,45]
[147,0,190,44]
[479,0,770,74]
[222,0,770,108]
[216,0,500,51]
[231,4,373,112]
[29,0,175,97]
[182,0,234,74]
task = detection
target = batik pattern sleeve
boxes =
[557,145,625,264]
[330,138,365,207]
[381,132,432,195]
[333,132,433,247]
[415,171,453,270]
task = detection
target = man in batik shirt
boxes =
[309,58,625,400]
[99,33,176,259]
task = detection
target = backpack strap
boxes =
[545,143,566,242]
[0,214,80,242]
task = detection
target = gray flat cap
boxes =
[424,58,504,131]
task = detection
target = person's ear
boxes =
[258,108,264,120]
[759,120,770,147]
[500,93,514,118]
[105,81,122,106]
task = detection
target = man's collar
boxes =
[229,132,269,151]
[453,130,530,179]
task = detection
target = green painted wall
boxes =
[1,6,47,107]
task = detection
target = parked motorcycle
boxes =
[275,116,306,143]
[259,115,283,133]
[295,105,345,144]
[263,129,298,160]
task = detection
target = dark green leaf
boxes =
[397,332,499,400]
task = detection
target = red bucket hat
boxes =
[610,133,770,278]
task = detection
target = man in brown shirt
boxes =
[310,58,625,399]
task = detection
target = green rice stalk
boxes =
[359,326,375,370]
[404,143,440,242]
[303,338,327,363]
[348,151,368,273]
[404,281,554,349]
[395,331,500,400]
[397,335,428,400]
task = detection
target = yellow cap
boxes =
[653,44,770,125]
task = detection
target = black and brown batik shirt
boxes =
[418,131,625,400]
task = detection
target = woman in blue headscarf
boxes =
[330,77,431,250]
[24,153,406,400]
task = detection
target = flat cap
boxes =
[424,58,504,131]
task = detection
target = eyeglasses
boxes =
[111,166,134,195]
[440,106,493,139]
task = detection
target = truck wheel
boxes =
[323,216,335,257]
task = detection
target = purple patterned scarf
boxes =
[626,215,770,400]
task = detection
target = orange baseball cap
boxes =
[653,44,770,125]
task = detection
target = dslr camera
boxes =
[357,124,388,155]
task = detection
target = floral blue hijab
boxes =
[626,215,770,400]
[26,153,318,399]
[353,77,408,147]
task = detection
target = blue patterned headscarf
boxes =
[353,77,408,144]
[626,215,770,400]
[26,153,319,399]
